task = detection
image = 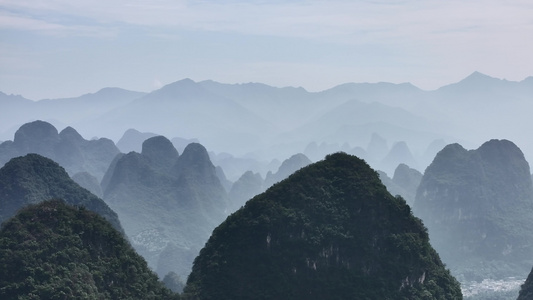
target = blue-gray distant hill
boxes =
[83,79,279,154]
[0,120,119,181]
[0,88,144,141]
[102,136,229,280]
[3,72,533,172]
[413,139,533,281]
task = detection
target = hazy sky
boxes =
[1,0,532,100]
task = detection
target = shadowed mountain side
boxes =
[71,172,103,199]
[0,121,120,181]
[413,140,533,281]
[378,163,422,207]
[0,200,177,299]
[0,154,123,235]
[103,139,228,279]
[183,153,462,299]
[518,266,533,300]
[228,171,264,211]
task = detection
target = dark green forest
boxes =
[183,152,462,299]
[0,200,179,299]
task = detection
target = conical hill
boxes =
[184,152,462,300]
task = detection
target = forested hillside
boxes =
[184,152,462,299]
[0,200,178,299]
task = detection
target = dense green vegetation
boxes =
[184,152,462,299]
[414,140,533,281]
[0,200,179,299]
[0,153,123,234]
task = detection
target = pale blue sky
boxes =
[1,0,532,99]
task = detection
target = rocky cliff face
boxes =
[184,152,462,300]
[414,139,533,280]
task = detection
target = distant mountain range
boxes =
[2,72,532,177]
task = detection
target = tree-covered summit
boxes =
[0,199,179,299]
[0,153,123,234]
[184,152,462,299]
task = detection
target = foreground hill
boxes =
[0,154,123,235]
[0,200,178,299]
[414,140,533,280]
[103,137,228,279]
[184,152,462,299]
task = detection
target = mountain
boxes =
[378,163,422,207]
[263,153,312,189]
[116,128,158,153]
[391,163,422,206]
[0,121,120,181]
[4,72,533,168]
[228,170,264,211]
[103,138,228,279]
[80,79,278,154]
[183,152,462,299]
[518,266,533,300]
[0,154,123,235]
[380,141,419,176]
[71,171,103,198]
[0,200,178,299]
[0,88,144,141]
[413,139,533,281]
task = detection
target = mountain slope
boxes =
[184,152,462,299]
[517,266,533,300]
[0,200,177,299]
[413,139,533,280]
[103,139,228,279]
[81,79,278,153]
[0,121,120,181]
[0,154,123,235]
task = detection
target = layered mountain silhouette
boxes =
[0,120,120,181]
[184,153,462,299]
[3,73,533,168]
[0,200,177,299]
[0,88,144,140]
[0,154,123,234]
[228,170,264,211]
[103,137,228,279]
[116,128,158,153]
[413,139,533,280]
[378,163,422,206]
